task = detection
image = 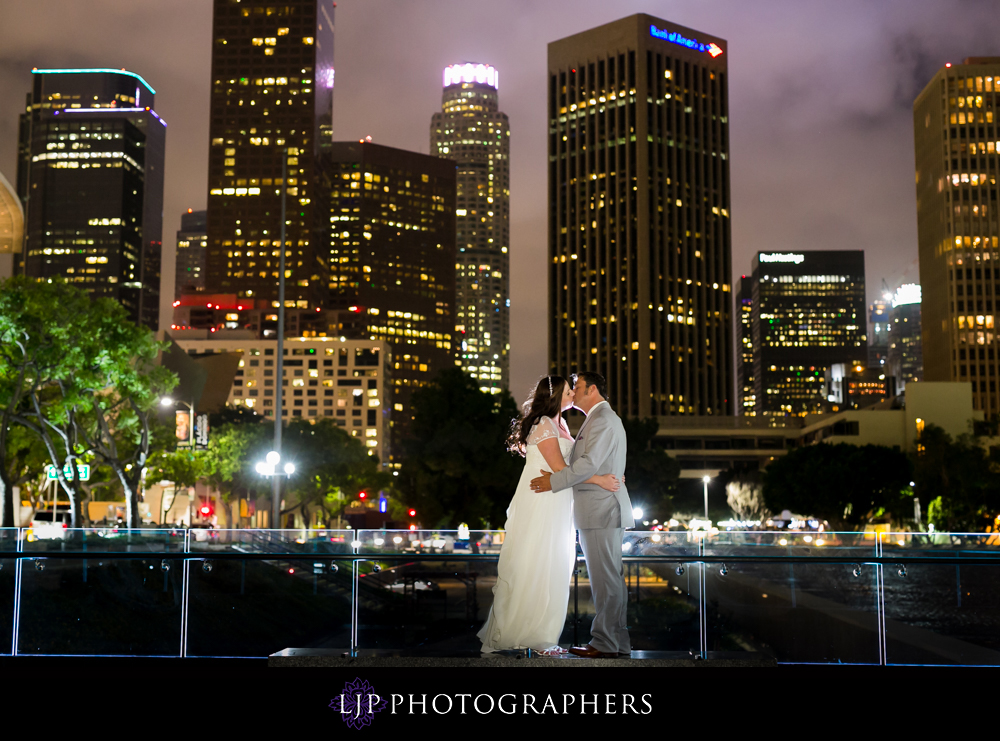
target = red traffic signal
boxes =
[199,505,211,516]
[408,509,416,517]
[359,491,367,499]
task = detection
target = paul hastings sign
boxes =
[330,678,652,727]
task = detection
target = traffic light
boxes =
[408,509,416,517]
[199,500,214,517]
[359,491,367,500]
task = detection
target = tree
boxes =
[726,474,771,521]
[621,417,681,519]
[75,315,177,526]
[914,424,1000,532]
[0,278,176,526]
[397,369,522,528]
[281,417,391,526]
[762,443,912,529]
[1,279,102,526]
[145,416,215,524]
[2,424,55,525]
[202,416,273,514]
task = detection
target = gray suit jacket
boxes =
[549,402,634,530]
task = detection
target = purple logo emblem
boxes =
[329,678,388,729]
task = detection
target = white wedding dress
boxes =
[478,416,576,652]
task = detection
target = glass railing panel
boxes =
[355,528,504,555]
[355,529,501,651]
[17,528,186,656]
[881,532,1000,666]
[185,529,354,657]
[702,531,880,663]
[617,530,700,654]
[0,529,18,655]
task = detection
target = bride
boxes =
[477,375,621,656]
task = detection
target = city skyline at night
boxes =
[0,0,994,397]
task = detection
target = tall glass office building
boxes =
[887,283,923,390]
[548,14,732,417]
[17,68,165,330]
[914,57,1000,413]
[736,275,755,415]
[204,0,335,308]
[430,63,510,394]
[746,250,867,416]
[175,209,208,297]
[318,140,456,439]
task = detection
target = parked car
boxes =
[30,510,71,540]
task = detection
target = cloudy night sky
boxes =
[1,0,997,397]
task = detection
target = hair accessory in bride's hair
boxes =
[547,376,553,397]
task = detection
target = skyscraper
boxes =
[204,0,335,307]
[430,63,510,393]
[319,141,456,438]
[548,15,732,417]
[746,250,867,416]
[16,68,165,329]
[887,283,924,390]
[868,294,890,370]
[914,58,1000,413]
[736,275,755,414]
[175,209,207,297]
[0,171,23,280]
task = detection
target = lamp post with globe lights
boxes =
[267,147,290,530]
[256,451,296,527]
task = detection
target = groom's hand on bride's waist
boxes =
[530,470,553,492]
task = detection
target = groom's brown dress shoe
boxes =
[568,644,617,659]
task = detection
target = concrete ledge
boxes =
[268,648,776,668]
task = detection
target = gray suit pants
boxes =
[578,526,630,654]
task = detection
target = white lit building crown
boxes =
[443,63,498,90]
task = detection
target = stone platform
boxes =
[268,648,776,668]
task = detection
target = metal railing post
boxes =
[698,537,707,660]
[350,530,359,657]
[573,561,580,647]
[11,528,23,656]
[876,532,887,666]
[180,528,191,658]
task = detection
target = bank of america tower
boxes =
[548,15,732,417]
[431,64,510,393]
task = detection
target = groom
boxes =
[530,371,634,658]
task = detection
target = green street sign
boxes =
[46,464,91,481]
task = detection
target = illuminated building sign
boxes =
[443,63,498,90]
[759,253,805,265]
[891,283,921,307]
[649,25,723,58]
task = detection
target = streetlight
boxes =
[160,396,196,449]
[268,145,290,531]
[256,450,296,477]
[702,475,711,520]
[161,396,198,527]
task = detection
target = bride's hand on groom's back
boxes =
[595,474,620,492]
